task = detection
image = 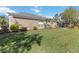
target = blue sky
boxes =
[0,6,79,18]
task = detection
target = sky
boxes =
[0,6,79,18]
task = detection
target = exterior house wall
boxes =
[9,17,45,30]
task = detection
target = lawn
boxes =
[0,28,79,53]
[27,29,79,53]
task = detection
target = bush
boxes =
[20,27,27,31]
[2,26,9,31]
[10,24,19,32]
[33,26,38,30]
[0,25,9,33]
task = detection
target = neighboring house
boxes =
[8,12,47,30]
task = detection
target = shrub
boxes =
[33,26,38,30]
[0,25,9,33]
[2,25,9,31]
[20,27,27,31]
[10,24,19,32]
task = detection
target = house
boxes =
[8,12,47,30]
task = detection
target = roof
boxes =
[8,12,47,21]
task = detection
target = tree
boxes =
[53,13,59,21]
[45,18,50,23]
[60,7,79,23]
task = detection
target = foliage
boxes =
[0,32,43,53]
[45,18,51,23]
[0,25,9,33]
[53,13,60,22]
[20,27,27,31]
[0,20,8,26]
[10,24,19,32]
[60,7,78,23]
[0,16,8,27]
[0,16,9,33]
[33,26,38,30]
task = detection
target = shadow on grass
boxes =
[0,32,43,53]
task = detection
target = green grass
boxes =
[27,29,79,53]
[0,28,79,53]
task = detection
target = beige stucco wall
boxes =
[11,18,44,30]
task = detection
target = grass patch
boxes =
[27,29,79,53]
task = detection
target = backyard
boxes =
[28,29,79,53]
[0,28,79,52]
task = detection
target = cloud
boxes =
[0,7,16,16]
[31,6,41,13]
[32,7,53,19]
[45,16,53,19]
[32,9,41,13]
